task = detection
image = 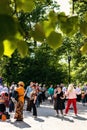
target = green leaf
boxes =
[42,20,55,37]
[14,32,28,57]
[0,0,12,15]
[60,21,73,35]
[80,41,87,54]
[67,16,79,33]
[84,0,87,2]
[83,12,87,22]
[49,10,58,28]
[3,32,28,58]
[3,39,17,57]
[80,21,87,36]
[68,16,78,25]
[0,15,17,40]
[47,31,62,49]
[17,41,28,58]
[41,11,58,38]
[60,16,79,36]
[58,12,68,22]
[31,23,46,42]
[42,11,58,37]
[49,10,58,22]
[16,0,35,12]
[0,43,4,58]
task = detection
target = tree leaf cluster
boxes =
[0,0,87,58]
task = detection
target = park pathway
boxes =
[0,100,87,130]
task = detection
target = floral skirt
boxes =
[14,101,24,120]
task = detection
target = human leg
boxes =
[65,99,71,114]
[72,99,77,115]
[14,101,24,121]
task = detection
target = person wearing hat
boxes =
[14,81,25,121]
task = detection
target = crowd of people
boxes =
[48,83,87,117]
[0,81,47,121]
[0,79,87,121]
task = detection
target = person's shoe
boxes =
[83,104,85,106]
[75,114,78,117]
[33,116,37,118]
[55,114,59,117]
[64,113,67,116]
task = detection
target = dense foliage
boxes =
[0,0,87,86]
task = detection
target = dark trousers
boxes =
[0,103,6,112]
[77,94,81,102]
[26,97,31,111]
[30,100,37,116]
[42,91,46,101]
[9,100,14,112]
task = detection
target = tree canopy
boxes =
[0,0,87,85]
[0,0,87,58]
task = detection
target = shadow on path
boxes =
[22,100,87,124]
[72,115,87,121]
[34,117,44,122]
[10,120,31,128]
[54,115,74,123]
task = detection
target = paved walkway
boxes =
[0,100,87,130]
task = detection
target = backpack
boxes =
[0,112,10,120]
[1,114,6,121]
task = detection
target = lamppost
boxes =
[68,55,71,84]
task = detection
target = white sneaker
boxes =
[75,114,78,117]
[55,114,59,117]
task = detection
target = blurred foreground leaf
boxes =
[0,0,12,15]
[31,23,46,42]
[59,15,79,36]
[47,31,62,49]
[16,0,35,12]
[3,40,17,57]
[17,41,28,58]
[80,21,87,36]
[0,15,17,40]
[80,41,87,54]
[0,43,4,58]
